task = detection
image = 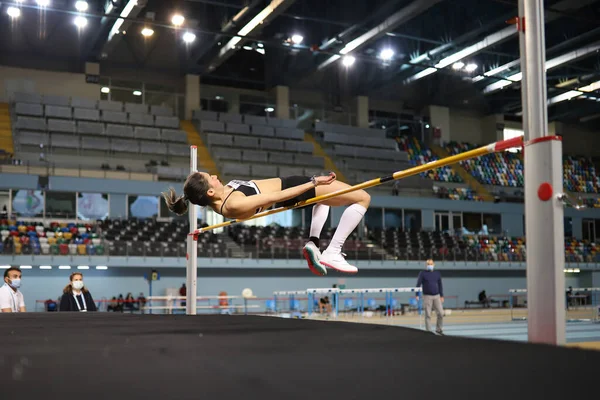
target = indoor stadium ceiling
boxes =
[1,0,600,127]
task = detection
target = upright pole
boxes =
[186,146,198,315]
[521,0,565,344]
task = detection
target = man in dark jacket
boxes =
[416,259,444,335]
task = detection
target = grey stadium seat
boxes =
[81,136,110,151]
[294,142,314,153]
[212,147,241,162]
[244,115,267,126]
[48,119,75,134]
[129,113,155,126]
[251,164,277,177]
[226,123,250,135]
[150,105,173,117]
[269,152,294,165]
[15,103,43,117]
[15,116,46,131]
[260,138,284,151]
[71,97,97,109]
[73,108,99,121]
[193,110,218,121]
[134,127,161,141]
[106,124,134,138]
[140,141,167,155]
[161,129,187,143]
[77,121,104,136]
[102,111,128,124]
[302,156,325,168]
[219,113,242,123]
[111,139,139,153]
[234,136,259,149]
[242,150,268,163]
[17,131,49,146]
[125,103,148,114]
[155,116,179,129]
[221,162,250,176]
[52,134,79,149]
[98,100,123,112]
[278,166,304,176]
[167,143,189,157]
[42,95,70,107]
[251,125,275,137]
[275,128,304,141]
[200,120,225,132]
[45,105,72,119]
[12,92,41,104]
[207,133,233,147]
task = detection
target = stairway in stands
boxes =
[0,103,14,156]
[181,120,220,176]
[430,144,495,202]
[303,133,347,182]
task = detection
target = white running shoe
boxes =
[302,242,327,276]
[319,251,358,274]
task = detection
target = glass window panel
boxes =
[111,88,142,104]
[78,193,109,220]
[365,207,383,229]
[403,209,421,232]
[463,212,482,233]
[383,209,403,229]
[12,190,44,217]
[128,195,158,219]
[46,191,76,219]
[0,190,9,216]
[482,213,501,234]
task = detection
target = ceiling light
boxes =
[7,7,20,18]
[257,43,264,48]
[37,0,50,6]
[40,266,52,269]
[342,55,355,67]
[425,124,430,128]
[75,1,88,12]
[215,95,223,100]
[59,265,71,270]
[452,62,465,70]
[74,16,88,28]
[579,80,600,93]
[133,90,142,96]
[101,87,110,94]
[265,107,274,113]
[0,266,11,269]
[291,34,303,44]
[379,48,394,61]
[464,63,478,72]
[256,48,265,55]
[77,266,90,270]
[96,266,108,270]
[172,14,185,26]
[141,28,154,37]
[242,45,253,51]
[182,32,196,43]
[19,266,32,269]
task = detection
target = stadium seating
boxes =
[9,93,189,165]
[432,186,484,201]
[193,111,324,180]
[563,155,600,193]
[397,136,462,183]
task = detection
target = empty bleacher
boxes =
[193,110,324,180]
[9,92,189,174]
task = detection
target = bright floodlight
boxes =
[291,34,303,44]
[265,107,275,113]
[342,55,355,67]
[37,0,50,6]
[465,63,478,72]
[183,32,196,43]
[141,28,154,37]
[172,14,185,26]
[133,90,142,96]
[101,87,110,94]
[452,61,465,70]
[7,7,21,18]
[75,1,88,11]
[379,48,394,61]
[74,16,88,28]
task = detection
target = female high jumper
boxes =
[163,173,370,276]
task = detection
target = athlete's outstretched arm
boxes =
[223,173,336,217]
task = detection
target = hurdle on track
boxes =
[145,295,261,315]
[508,288,600,322]
[184,136,524,315]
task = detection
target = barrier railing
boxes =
[508,288,600,322]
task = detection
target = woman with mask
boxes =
[59,272,97,312]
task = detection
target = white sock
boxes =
[309,204,330,244]
[325,204,367,255]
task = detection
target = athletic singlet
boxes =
[220,180,263,215]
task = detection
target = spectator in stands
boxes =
[137,293,147,313]
[319,296,332,315]
[124,293,136,312]
[162,172,370,276]
[478,290,491,308]
[416,259,444,335]
[179,283,187,308]
[59,272,97,312]
[0,267,26,313]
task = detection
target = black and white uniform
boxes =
[221,180,263,214]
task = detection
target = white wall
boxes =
[0,66,100,103]
[449,109,484,144]
[15,269,582,312]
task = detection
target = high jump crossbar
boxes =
[190,135,524,236]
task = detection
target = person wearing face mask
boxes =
[415,259,444,335]
[0,267,26,313]
[59,272,97,312]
